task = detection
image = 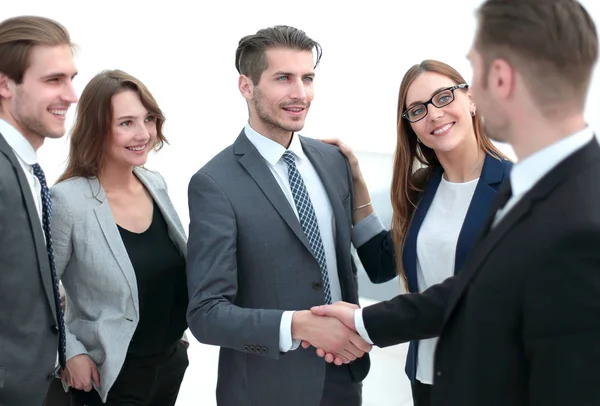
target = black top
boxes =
[118,200,188,357]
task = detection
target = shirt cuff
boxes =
[352,212,386,248]
[354,308,374,345]
[279,311,301,352]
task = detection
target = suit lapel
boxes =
[443,140,599,325]
[234,131,313,254]
[301,137,353,301]
[89,178,139,314]
[454,154,507,274]
[403,167,442,293]
[133,168,187,257]
[0,132,57,320]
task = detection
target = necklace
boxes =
[468,156,484,176]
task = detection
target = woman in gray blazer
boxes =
[50,70,189,405]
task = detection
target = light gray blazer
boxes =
[50,167,187,402]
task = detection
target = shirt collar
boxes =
[510,126,595,198]
[0,118,37,165]
[244,122,306,165]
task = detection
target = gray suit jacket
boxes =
[50,167,187,402]
[0,132,59,405]
[187,131,370,406]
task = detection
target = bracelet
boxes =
[353,201,372,211]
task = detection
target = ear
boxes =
[467,90,476,113]
[238,75,254,101]
[0,73,14,100]
[489,58,515,100]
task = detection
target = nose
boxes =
[289,78,307,102]
[62,79,79,104]
[427,103,444,121]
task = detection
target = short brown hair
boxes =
[57,70,167,183]
[475,0,598,115]
[235,25,322,85]
[0,15,73,84]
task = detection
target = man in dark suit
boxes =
[311,1,600,405]
[186,25,370,406]
[0,16,78,405]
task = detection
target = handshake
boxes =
[291,301,372,366]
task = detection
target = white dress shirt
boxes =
[244,123,343,352]
[354,125,596,348]
[0,118,43,226]
[493,126,595,227]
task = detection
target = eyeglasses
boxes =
[402,83,469,123]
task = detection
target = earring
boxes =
[417,137,422,144]
[471,110,476,117]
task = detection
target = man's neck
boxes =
[248,117,293,148]
[510,113,587,161]
[0,113,44,151]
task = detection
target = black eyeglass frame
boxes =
[402,83,469,123]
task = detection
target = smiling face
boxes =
[0,44,78,149]
[405,71,475,154]
[241,47,315,140]
[104,90,157,170]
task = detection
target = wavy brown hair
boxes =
[391,60,508,292]
[57,69,167,183]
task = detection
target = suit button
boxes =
[312,282,322,290]
[436,370,442,377]
[50,325,59,334]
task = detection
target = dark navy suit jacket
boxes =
[357,153,512,382]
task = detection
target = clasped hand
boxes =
[297,301,371,365]
[59,354,101,392]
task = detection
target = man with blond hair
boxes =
[0,15,78,405]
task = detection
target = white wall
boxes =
[5,0,600,229]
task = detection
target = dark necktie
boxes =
[31,163,67,369]
[482,181,513,236]
[282,151,332,304]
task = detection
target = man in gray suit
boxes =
[186,25,371,406]
[0,16,78,405]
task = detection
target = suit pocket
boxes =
[0,367,5,388]
[69,319,105,365]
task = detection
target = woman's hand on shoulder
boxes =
[319,138,363,182]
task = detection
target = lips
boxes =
[126,144,147,152]
[48,108,68,119]
[431,122,454,136]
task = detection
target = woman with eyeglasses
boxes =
[322,60,512,406]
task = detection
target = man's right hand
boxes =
[291,310,372,365]
[63,354,101,392]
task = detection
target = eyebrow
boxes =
[116,113,152,121]
[41,72,78,80]
[407,86,450,108]
[272,71,315,78]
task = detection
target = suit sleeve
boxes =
[524,229,600,405]
[356,229,398,284]
[363,274,456,347]
[49,185,90,360]
[186,171,284,359]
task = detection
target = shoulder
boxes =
[299,136,348,171]
[198,145,236,175]
[50,177,98,211]
[51,176,91,195]
[134,167,165,190]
